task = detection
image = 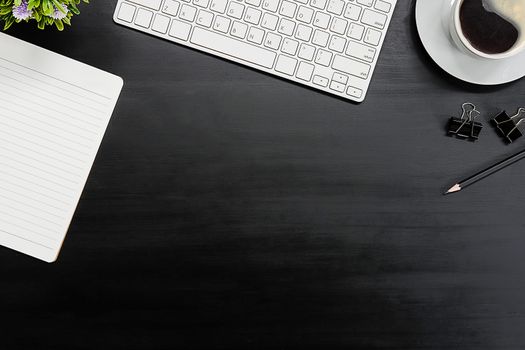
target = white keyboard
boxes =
[113,0,396,102]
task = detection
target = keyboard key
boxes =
[344,3,361,20]
[347,22,364,40]
[298,43,315,60]
[231,21,248,38]
[193,0,209,8]
[275,55,298,75]
[332,72,347,84]
[364,27,382,46]
[128,0,162,11]
[346,41,376,62]
[313,75,329,87]
[191,27,276,68]
[227,2,245,19]
[326,0,344,15]
[162,0,180,16]
[361,8,387,29]
[262,0,280,12]
[329,80,345,92]
[264,32,282,49]
[197,10,214,27]
[312,29,329,46]
[375,0,391,12]
[248,27,265,44]
[246,0,262,6]
[332,54,370,79]
[346,86,363,98]
[310,0,327,10]
[357,0,373,6]
[328,35,346,53]
[135,8,153,28]
[313,11,330,29]
[314,49,332,66]
[210,0,227,13]
[278,18,295,36]
[179,4,197,21]
[169,19,192,40]
[117,3,136,22]
[213,15,231,32]
[245,7,262,24]
[297,6,314,23]
[280,0,297,18]
[261,12,279,30]
[295,24,313,41]
[152,13,170,32]
[296,61,314,81]
[281,38,299,55]
[330,17,347,34]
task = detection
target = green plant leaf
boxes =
[51,0,66,13]
[54,18,63,30]
[1,0,87,30]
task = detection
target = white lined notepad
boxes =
[0,33,123,262]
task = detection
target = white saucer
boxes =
[415,0,525,85]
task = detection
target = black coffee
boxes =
[460,0,519,54]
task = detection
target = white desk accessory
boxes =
[114,0,396,102]
[416,0,525,85]
[0,33,123,262]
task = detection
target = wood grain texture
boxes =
[2,1,525,349]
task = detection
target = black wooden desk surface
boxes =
[3,1,525,349]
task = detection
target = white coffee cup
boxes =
[449,0,525,60]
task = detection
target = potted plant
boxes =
[0,0,88,30]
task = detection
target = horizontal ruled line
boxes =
[0,145,83,178]
[0,107,95,143]
[0,209,60,236]
[0,128,87,164]
[0,78,104,121]
[0,111,92,149]
[0,119,91,156]
[0,161,77,192]
[0,68,107,114]
[0,152,80,185]
[0,184,68,212]
[0,192,66,219]
[0,90,101,130]
[0,140,84,171]
[0,203,63,228]
[0,170,73,202]
[0,228,54,250]
[0,96,99,135]
[0,57,112,102]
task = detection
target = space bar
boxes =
[190,27,276,69]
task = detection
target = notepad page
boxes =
[0,33,123,262]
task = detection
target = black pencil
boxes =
[445,148,525,195]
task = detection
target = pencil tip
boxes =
[444,184,461,195]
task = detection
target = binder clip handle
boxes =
[461,102,480,121]
[447,102,483,141]
[513,107,525,120]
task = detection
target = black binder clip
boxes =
[491,108,525,143]
[447,103,483,141]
